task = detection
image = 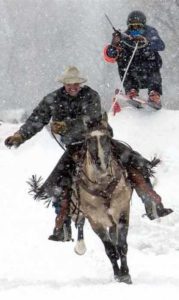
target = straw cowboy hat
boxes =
[58,66,87,84]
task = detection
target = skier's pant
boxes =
[119,69,162,95]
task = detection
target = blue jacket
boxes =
[108,25,165,72]
[124,25,165,51]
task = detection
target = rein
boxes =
[79,172,120,200]
[51,132,66,151]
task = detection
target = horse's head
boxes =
[85,123,113,172]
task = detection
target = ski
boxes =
[114,89,162,110]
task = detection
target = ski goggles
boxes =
[128,23,145,29]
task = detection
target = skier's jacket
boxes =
[19,86,102,146]
[105,25,165,73]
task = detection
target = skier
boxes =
[104,11,165,109]
[5,66,172,241]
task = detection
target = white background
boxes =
[0,107,179,299]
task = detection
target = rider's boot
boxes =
[128,167,173,220]
[143,199,173,220]
[48,216,72,241]
[48,188,72,241]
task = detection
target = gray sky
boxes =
[0,0,178,114]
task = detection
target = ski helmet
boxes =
[127,11,146,26]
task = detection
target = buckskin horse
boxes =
[70,122,133,284]
[29,121,133,283]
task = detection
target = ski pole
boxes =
[105,14,119,33]
[105,14,131,39]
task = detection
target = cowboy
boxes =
[5,66,172,241]
[104,11,165,109]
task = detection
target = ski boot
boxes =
[126,88,142,109]
[148,90,162,110]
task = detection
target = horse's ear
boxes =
[101,120,108,129]
[100,112,108,128]
[102,112,108,122]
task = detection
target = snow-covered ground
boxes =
[0,107,179,299]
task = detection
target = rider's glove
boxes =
[50,121,67,134]
[4,132,24,148]
[106,45,119,58]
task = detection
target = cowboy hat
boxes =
[58,66,87,84]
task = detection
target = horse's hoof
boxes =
[115,274,132,284]
[74,239,87,255]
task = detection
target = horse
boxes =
[28,122,133,283]
[70,122,133,284]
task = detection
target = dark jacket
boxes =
[19,86,102,146]
[118,25,165,73]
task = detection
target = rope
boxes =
[109,42,139,113]
[121,41,138,88]
[122,36,148,49]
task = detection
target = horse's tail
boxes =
[27,175,49,202]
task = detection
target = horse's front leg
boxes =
[74,217,86,255]
[77,217,85,240]
[89,219,121,281]
[116,214,132,284]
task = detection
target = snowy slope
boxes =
[0,108,179,300]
